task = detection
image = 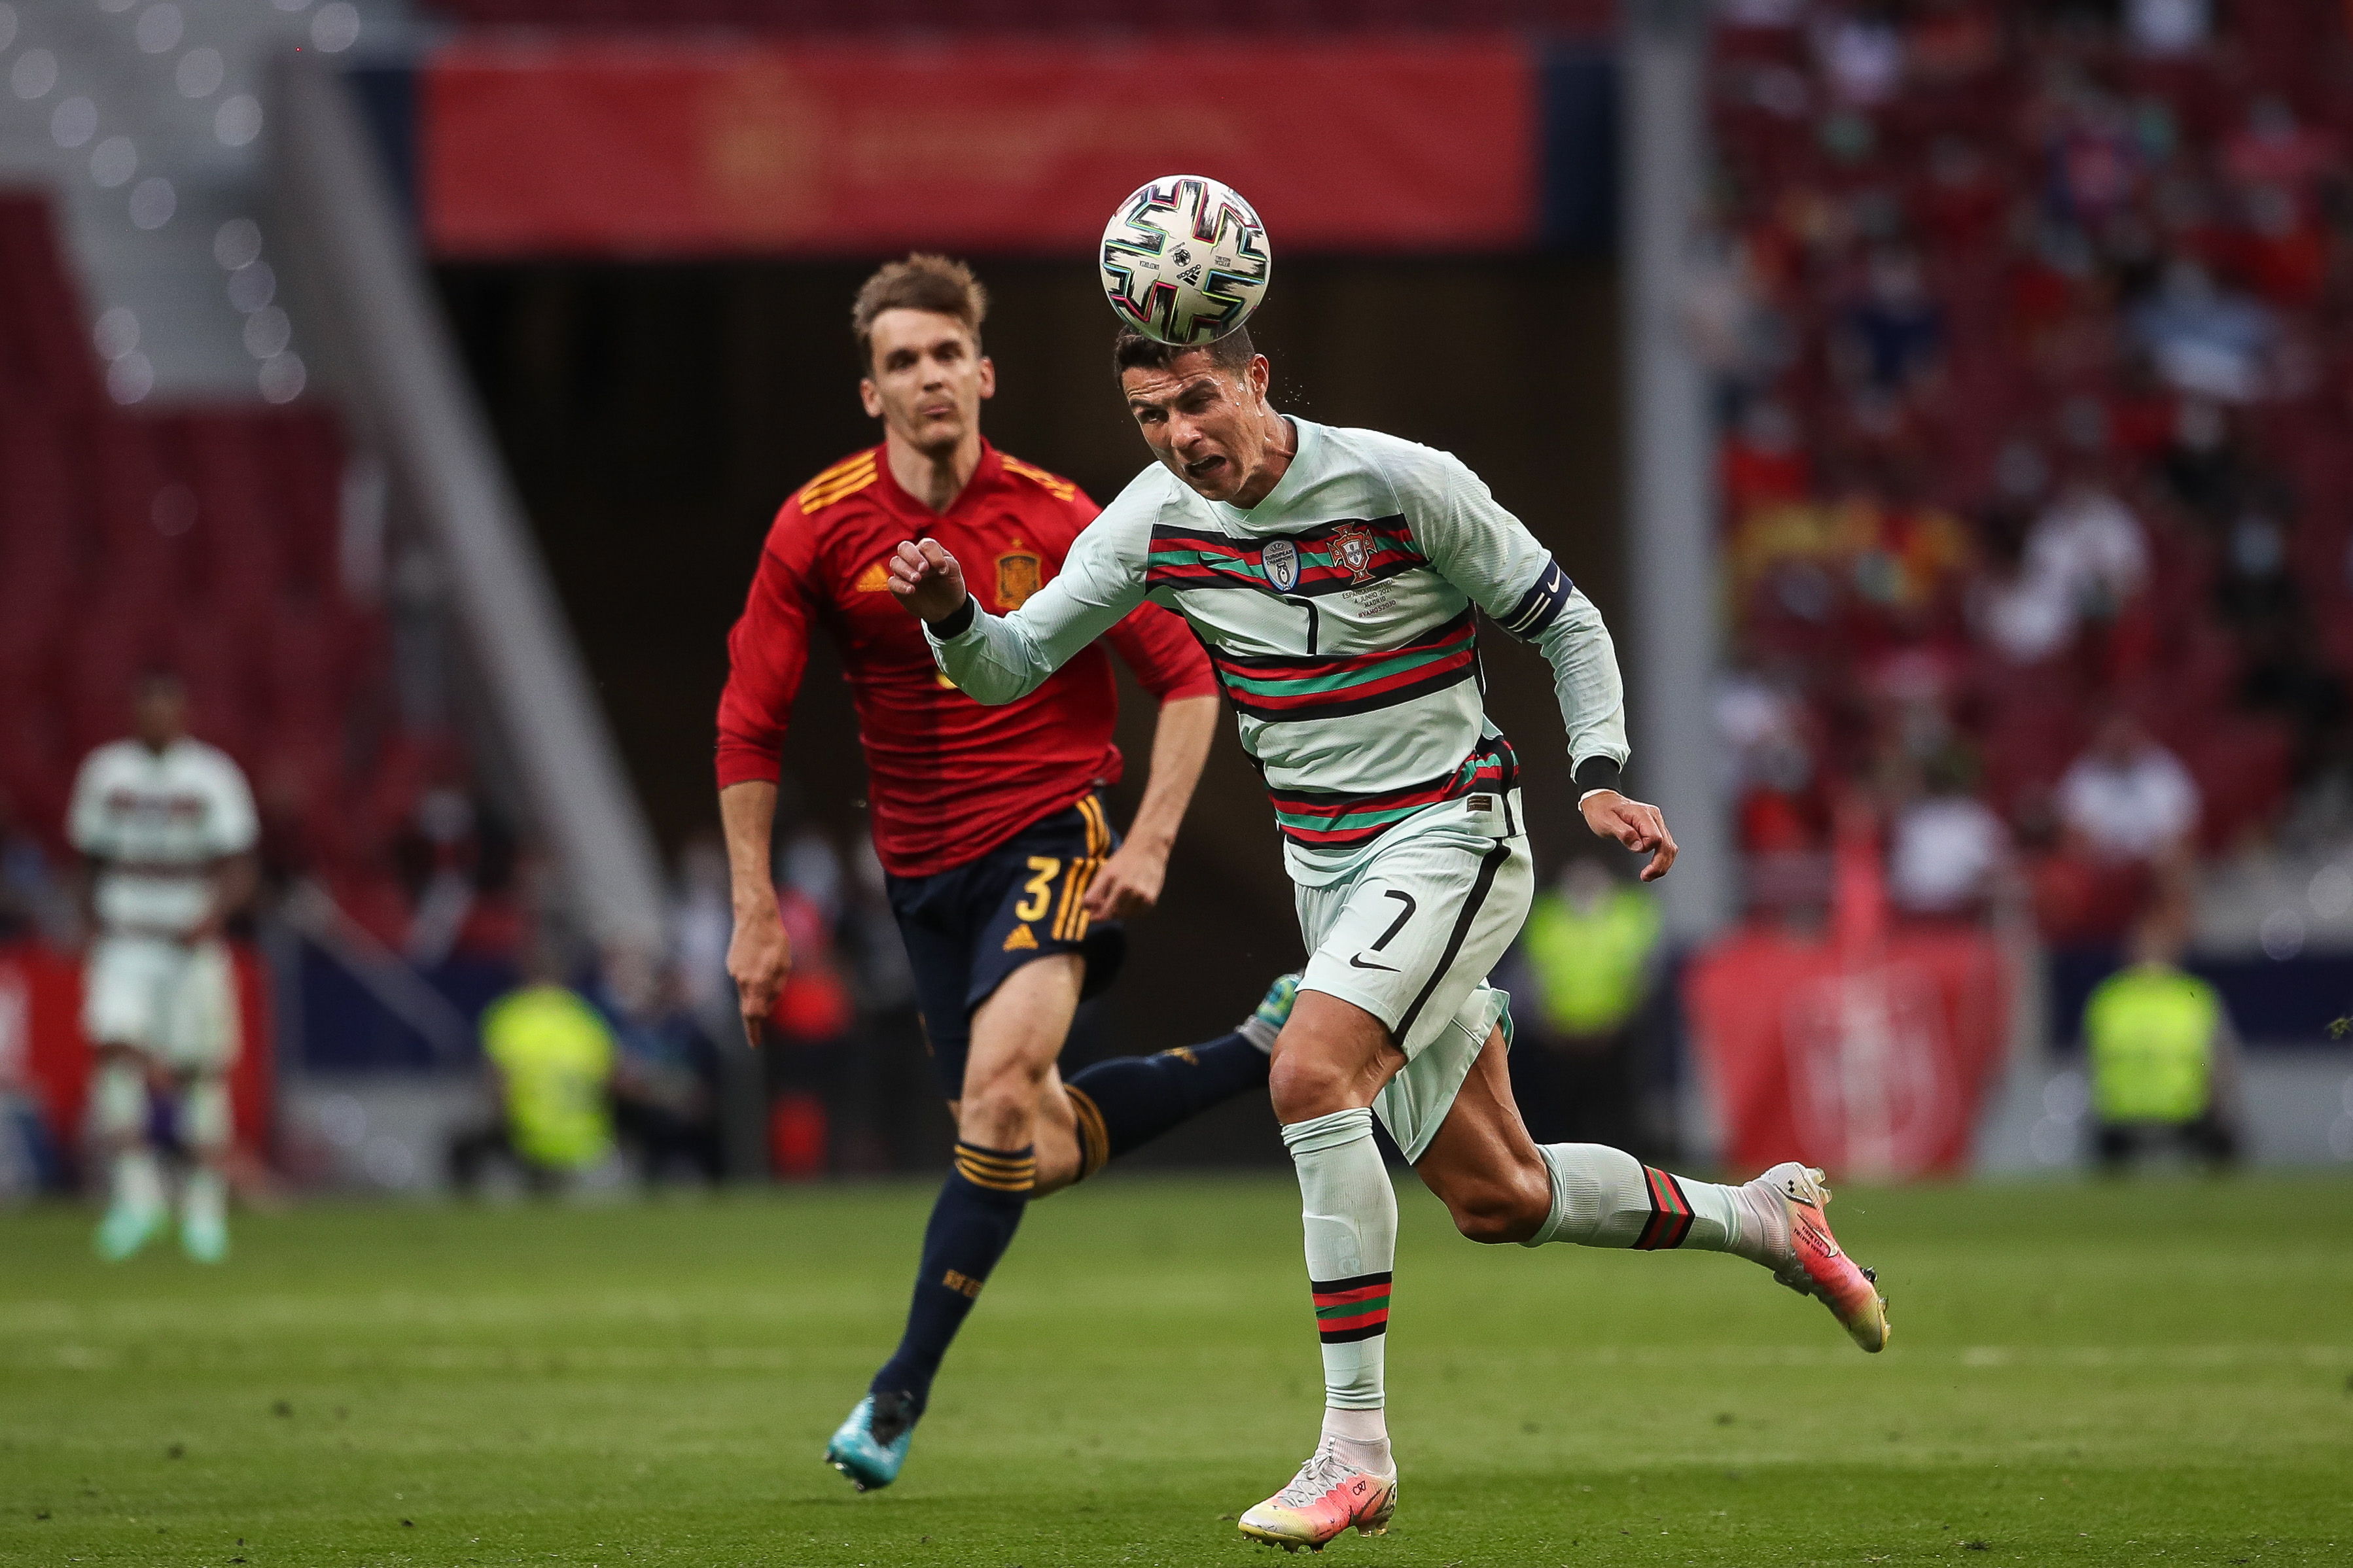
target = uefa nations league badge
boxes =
[1263,538,1300,593]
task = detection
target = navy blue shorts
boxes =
[885,793,1127,1100]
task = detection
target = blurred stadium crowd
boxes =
[1706,0,2352,943]
[5,0,2353,1202]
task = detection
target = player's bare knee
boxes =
[1267,1050,1357,1124]
[957,1073,1040,1151]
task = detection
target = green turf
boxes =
[1,1174,2349,1566]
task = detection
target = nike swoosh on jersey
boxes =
[1347,954,1400,972]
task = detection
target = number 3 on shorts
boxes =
[1015,857,1062,922]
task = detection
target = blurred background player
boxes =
[714,254,1296,1490]
[70,672,257,1263]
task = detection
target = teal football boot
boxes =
[94,1199,165,1263]
[824,1391,916,1491]
[1239,972,1301,1053]
[180,1205,230,1264]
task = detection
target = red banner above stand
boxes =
[422,38,1538,257]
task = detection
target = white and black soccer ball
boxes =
[1099,175,1272,345]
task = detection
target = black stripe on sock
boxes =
[1317,1323,1390,1344]
[1633,1167,1693,1251]
[1307,1270,1395,1293]
[1392,841,1512,1045]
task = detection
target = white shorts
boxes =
[1294,790,1532,1162]
[82,935,240,1072]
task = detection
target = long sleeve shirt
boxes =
[925,419,1627,884]
[717,440,1216,878]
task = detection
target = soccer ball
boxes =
[1099,175,1272,345]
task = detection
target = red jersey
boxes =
[716,440,1216,879]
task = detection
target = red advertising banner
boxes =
[0,943,274,1155]
[1684,927,2009,1180]
[1683,832,2011,1181]
[423,38,1538,257]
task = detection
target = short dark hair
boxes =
[853,253,987,372]
[1112,323,1256,380]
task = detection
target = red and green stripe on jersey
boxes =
[1633,1164,1695,1250]
[1265,733,1518,849]
[1209,609,1478,721]
[1144,517,1422,597]
[1311,1270,1392,1344]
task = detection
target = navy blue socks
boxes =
[866,1032,1271,1419]
[868,1141,1034,1414]
[1063,1030,1271,1177]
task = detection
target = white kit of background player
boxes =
[69,676,258,1263]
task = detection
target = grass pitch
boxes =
[1,1174,2348,1567]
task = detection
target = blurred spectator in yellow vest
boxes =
[1506,857,1666,1157]
[2083,911,2242,1172]
[448,944,618,1192]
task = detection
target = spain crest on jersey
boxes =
[1330,523,1377,583]
[995,550,1043,610]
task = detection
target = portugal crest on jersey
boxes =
[1262,538,1301,593]
[995,550,1043,610]
[1330,523,1377,583]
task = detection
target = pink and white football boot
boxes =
[1237,1440,1397,1552]
[1752,1162,1889,1352]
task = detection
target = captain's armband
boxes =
[1497,557,1575,641]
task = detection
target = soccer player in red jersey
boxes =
[715,256,1296,1490]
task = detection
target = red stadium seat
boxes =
[0,192,475,892]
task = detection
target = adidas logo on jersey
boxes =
[855,560,891,592]
[1002,924,1038,952]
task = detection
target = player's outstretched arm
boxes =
[1084,693,1217,920]
[889,525,1148,704]
[1510,589,1675,880]
[1527,593,1674,880]
[1395,444,1672,878]
[719,779,792,1048]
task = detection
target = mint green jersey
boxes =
[929,418,1628,884]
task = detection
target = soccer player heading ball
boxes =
[889,200,1890,1550]
[715,254,1300,1493]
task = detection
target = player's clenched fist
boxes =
[887,538,970,625]
[1578,789,1678,882]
